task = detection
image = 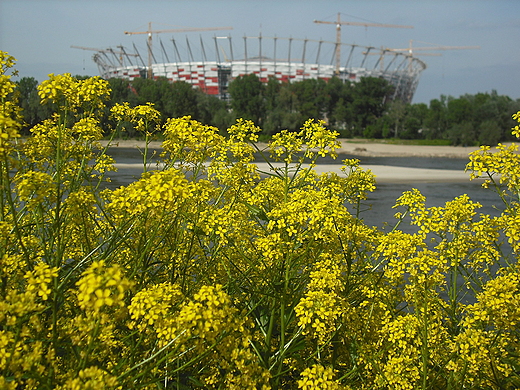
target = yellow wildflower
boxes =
[76,260,132,314]
[298,364,342,390]
[24,262,59,301]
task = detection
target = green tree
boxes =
[349,77,393,136]
[290,78,327,120]
[447,96,472,125]
[401,103,428,139]
[15,77,52,132]
[262,77,284,135]
[107,78,139,106]
[228,74,265,126]
[275,85,304,132]
[478,119,502,146]
[386,99,407,138]
[448,121,475,146]
[325,77,353,131]
[196,92,233,131]
[165,80,199,119]
[264,76,281,112]
[424,96,448,139]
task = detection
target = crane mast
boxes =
[314,13,413,74]
[124,22,233,79]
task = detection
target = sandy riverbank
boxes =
[103,139,498,183]
[334,139,484,159]
[103,139,486,159]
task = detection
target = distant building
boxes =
[92,35,426,103]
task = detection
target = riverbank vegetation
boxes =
[2,51,520,388]
[16,72,520,146]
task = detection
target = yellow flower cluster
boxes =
[128,282,183,332]
[196,205,245,245]
[3,55,520,388]
[339,159,377,201]
[208,119,260,186]
[376,315,422,390]
[466,117,520,191]
[499,203,520,252]
[131,284,240,347]
[447,327,492,384]
[268,119,340,165]
[108,168,192,216]
[0,254,24,280]
[298,364,343,390]
[21,118,60,166]
[92,153,116,176]
[296,255,344,342]
[377,230,425,281]
[175,284,235,343]
[266,181,348,241]
[60,366,119,390]
[0,283,48,388]
[393,187,426,215]
[24,262,59,301]
[110,102,161,133]
[71,117,103,140]
[269,129,304,163]
[227,117,261,143]
[300,119,341,158]
[76,260,132,313]
[0,331,13,370]
[0,51,16,75]
[468,214,501,268]
[0,51,22,154]
[0,375,16,390]
[15,171,54,206]
[130,283,270,388]
[38,73,110,111]
[162,116,225,179]
[465,272,520,329]
[394,189,483,237]
[512,110,520,137]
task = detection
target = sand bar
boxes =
[104,139,499,183]
[102,139,492,159]
[114,162,479,184]
[334,139,483,159]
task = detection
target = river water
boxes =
[336,154,503,233]
[105,148,505,234]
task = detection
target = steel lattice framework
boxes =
[91,35,427,103]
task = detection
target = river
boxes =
[104,148,505,234]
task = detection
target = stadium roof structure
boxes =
[82,35,427,103]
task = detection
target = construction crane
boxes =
[71,45,139,67]
[368,40,481,71]
[314,13,413,74]
[124,22,233,79]
[385,39,480,56]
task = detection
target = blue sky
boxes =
[1,0,519,104]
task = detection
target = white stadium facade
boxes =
[87,35,427,103]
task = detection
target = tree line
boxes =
[15,74,520,145]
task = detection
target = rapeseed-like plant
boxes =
[0,50,519,389]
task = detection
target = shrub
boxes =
[0,51,519,389]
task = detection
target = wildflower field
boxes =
[1,50,520,389]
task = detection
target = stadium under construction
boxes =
[78,22,429,103]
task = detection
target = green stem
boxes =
[143,130,149,173]
[421,289,430,390]
[1,153,30,262]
